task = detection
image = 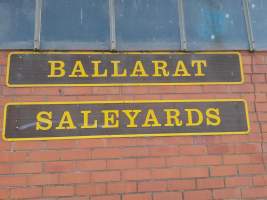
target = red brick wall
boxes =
[0,51,266,200]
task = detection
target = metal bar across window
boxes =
[34,0,42,50]
[242,0,255,51]
[178,0,187,51]
[109,0,116,50]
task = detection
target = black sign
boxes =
[7,52,243,87]
[3,100,249,141]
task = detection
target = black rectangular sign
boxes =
[7,52,243,87]
[3,100,249,141]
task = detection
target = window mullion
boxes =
[109,0,116,50]
[178,0,187,51]
[34,0,42,50]
[242,0,255,51]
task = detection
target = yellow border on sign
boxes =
[2,99,250,141]
[6,51,244,87]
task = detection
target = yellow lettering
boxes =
[130,61,149,77]
[173,61,191,77]
[102,110,119,128]
[56,111,77,130]
[92,60,108,77]
[164,109,183,127]
[185,108,203,126]
[142,109,161,127]
[122,110,141,128]
[152,60,169,77]
[69,60,88,78]
[36,111,52,131]
[81,110,97,129]
[192,60,207,77]
[206,108,221,126]
[111,60,127,77]
[48,60,65,78]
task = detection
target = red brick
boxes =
[256,84,267,93]
[78,139,107,148]
[242,186,267,198]
[258,113,267,122]
[44,186,74,197]
[253,175,267,186]
[28,150,60,161]
[184,190,212,200]
[0,151,28,162]
[180,167,209,178]
[76,184,106,196]
[226,177,252,187]
[59,172,90,184]
[92,87,120,95]
[60,149,91,160]
[254,55,265,64]
[151,168,180,179]
[44,161,75,172]
[0,164,11,174]
[10,187,42,199]
[180,145,207,155]
[45,140,77,149]
[210,166,237,176]
[167,179,195,190]
[149,146,179,156]
[107,182,137,194]
[0,188,9,199]
[122,87,149,94]
[92,195,121,200]
[194,155,222,165]
[14,141,45,150]
[234,143,262,153]
[166,156,195,166]
[137,158,165,168]
[138,181,167,192]
[63,87,93,95]
[230,84,254,93]
[77,160,107,171]
[242,55,252,64]
[223,154,262,164]
[202,85,229,93]
[91,171,120,182]
[122,169,151,181]
[0,175,27,186]
[153,192,182,200]
[28,174,59,185]
[255,93,267,102]
[106,138,137,147]
[122,147,150,157]
[239,164,265,175]
[123,193,152,200]
[197,178,224,189]
[92,148,123,159]
[12,163,42,174]
[108,159,136,169]
[214,188,241,199]
[254,65,267,73]
[252,74,266,82]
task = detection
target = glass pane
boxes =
[184,0,248,50]
[249,0,267,50]
[0,0,35,49]
[115,0,180,50]
[41,0,110,50]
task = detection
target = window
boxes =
[249,0,267,50]
[0,0,267,51]
[115,0,180,50]
[0,0,35,49]
[41,0,110,50]
[184,0,248,50]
